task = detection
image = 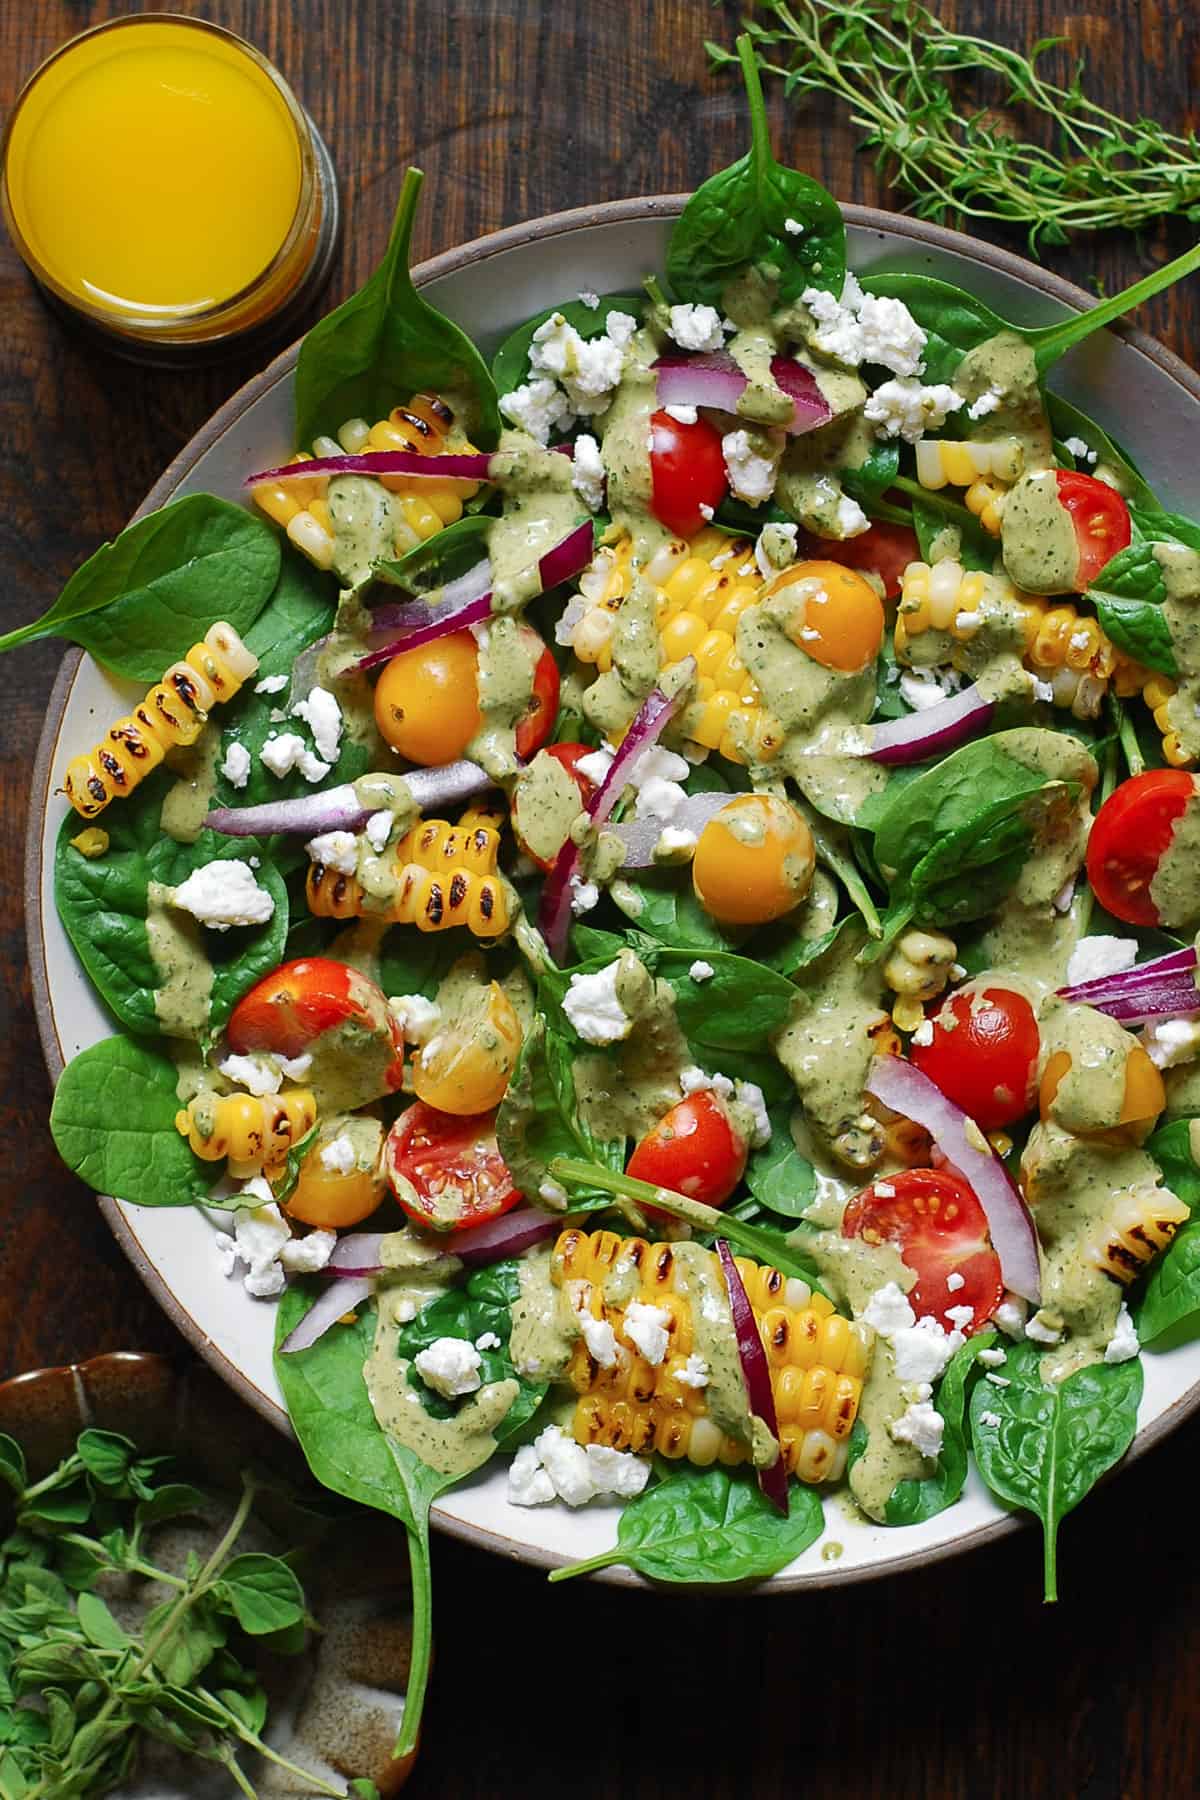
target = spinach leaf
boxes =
[910,491,995,573]
[968,1339,1142,1601]
[858,272,1006,384]
[0,496,280,679]
[394,1261,546,1448]
[548,947,798,1056]
[55,790,288,1041]
[743,1105,815,1219]
[376,928,474,1002]
[550,1463,824,1584]
[491,295,644,401]
[1045,395,1163,515]
[612,877,739,951]
[841,441,900,507]
[49,1038,211,1207]
[884,1330,997,1526]
[1132,1118,1200,1340]
[1143,1118,1200,1216]
[372,514,494,592]
[1129,505,1200,553]
[666,37,844,308]
[496,1016,624,1203]
[294,167,501,450]
[1087,541,1177,675]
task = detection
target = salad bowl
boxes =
[25,193,1200,1591]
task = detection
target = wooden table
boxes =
[3,2,1198,1793]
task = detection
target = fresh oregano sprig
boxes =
[0,1426,381,1800]
[708,0,1200,248]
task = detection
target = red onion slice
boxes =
[328,1232,385,1275]
[866,685,995,766]
[865,1056,1042,1304]
[605,792,734,867]
[279,1275,374,1354]
[716,1239,789,1517]
[1058,946,1197,1004]
[370,557,494,635]
[538,672,690,962]
[446,1206,561,1267]
[356,594,493,671]
[655,352,831,435]
[1075,983,1200,1026]
[207,759,491,837]
[247,450,493,487]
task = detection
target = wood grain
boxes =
[1,2,1198,1795]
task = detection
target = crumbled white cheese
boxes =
[755,521,800,578]
[215,1198,291,1299]
[665,403,699,424]
[689,960,715,983]
[475,1330,502,1351]
[1141,1015,1200,1071]
[1065,936,1139,988]
[172,859,274,931]
[577,289,600,310]
[220,742,251,789]
[862,1282,917,1336]
[414,1337,483,1399]
[967,385,1004,421]
[679,1065,735,1102]
[735,1079,772,1149]
[529,312,628,414]
[978,1347,1007,1368]
[945,1304,975,1332]
[499,376,574,445]
[218,1052,284,1097]
[290,686,342,763]
[832,493,870,538]
[864,377,963,443]
[899,665,961,712]
[388,994,442,1044]
[305,829,358,875]
[575,1305,619,1368]
[624,1300,672,1365]
[994,1295,1028,1339]
[633,776,688,823]
[1032,677,1056,704]
[667,302,725,353]
[605,310,639,350]
[784,217,804,236]
[984,1372,1011,1388]
[1104,1302,1140,1364]
[570,875,600,916]
[507,1426,650,1508]
[802,285,927,377]
[319,1133,356,1175]
[279,1230,336,1275]
[575,746,615,787]
[571,432,606,512]
[910,1019,934,1047]
[1025,1312,1063,1346]
[889,1398,944,1459]
[254,674,288,695]
[366,810,393,853]
[1063,434,1098,465]
[978,1409,1003,1429]
[654,825,698,859]
[563,961,632,1045]
[891,1315,965,1384]
[721,428,782,504]
[946,1271,966,1293]
[676,1353,710,1389]
[507,1444,557,1507]
[260,732,324,781]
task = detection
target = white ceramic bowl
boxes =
[27,197,1200,1588]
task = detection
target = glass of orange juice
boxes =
[1,14,339,360]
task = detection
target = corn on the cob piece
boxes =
[251,393,482,571]
[1090,1187,1190,1284]
[175,1088,317,1180]
[552,1229,869,1485]
[307,811,510,937]
[914,436,1024,490]
[64,623,257,819]
[570,530,781,764]
[964,476,1007,536]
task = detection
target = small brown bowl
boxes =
[0,1351,418,1795]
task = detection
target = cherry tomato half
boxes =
[373,625,558,767]
[511,742,597,872]
[1085,769,1200,928]
[648,409,728,537]
[842,1168,1004,1331]
[516,636,561,760]
[803,521,920,601]
[384,1101,522,1231]
[765,560,885,674]
[1056,470,1131,591]
[626,1090,748,1210]
[909,985,1040,1132]
[228,957,398,1065]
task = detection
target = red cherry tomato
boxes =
[228,957,401,1075]
[516,634,560,760]
[1055,470,1132,590]
[384,1101,522,1232]
[512,742,597,873]
[626,1090,748,1210]
[648,409,728,537]
[842,1168,1004,1331]
[803,520,920,601]
[909,985,1040,1132]
[1085,769,1199,927]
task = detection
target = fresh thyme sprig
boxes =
[708,0,1200,248]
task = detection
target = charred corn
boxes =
[64,623,257,819]
[1091,1187,1190,1284]
[914,436,1024,490]
[552,1229,869,1485]
[307,811,510,937]
[252,393,482,570]
[175,1088,317,1180]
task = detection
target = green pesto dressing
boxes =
[160,726,220,845]
[304,1017,400,1115]
[1001,469,1080,596]
[511,750,588,868]
[509,1243,576,1383]
[598,325,676,563]
[146,880,213,1039]
[486,431,584,605]
[1159,542,1200,768]
[672,1241,770,1463]
[464,612,537,781]
[953,333,1053,470]
[364,1343,518,1480]
[574,953,693,1140]
[581,574,664,740]
[773,924,889,1170]
[328,474,399,590]
[848,1342,929,1520]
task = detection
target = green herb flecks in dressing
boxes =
[365,1342,518,1481]
[364,1229,462,1337]
[464,613,537,782]
[672,1242,774,1465]
[160,726,221,844]
[848,1343,929,1521]
[581,574,664,741]
[315,597,384,754]
[145,880,213,1039]
[511,748,588,868]
[486,431,585,607]
[1001,469,1080,597]
[598,325,676,564]
[328,475,400,591]
[509,1243,577,1383]
[953,333,1053,472]
[773,924,889,1170]
[1156,543,1200,812]
[573,953,693,1141]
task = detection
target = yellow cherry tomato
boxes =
[692,794,815,926]
[285,1120,387,1228]
[373,630,481,766]
[1039,1044,1165,1143]
[765,559,885,674]
[413,980,523,1115]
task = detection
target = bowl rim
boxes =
[25,192,1200,1590]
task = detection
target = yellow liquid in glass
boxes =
[6,20,302,315]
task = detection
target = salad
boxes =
[33,35,1200,1762]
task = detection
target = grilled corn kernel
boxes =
[175,1089,317,1177]
[1091,1188,1190,1284]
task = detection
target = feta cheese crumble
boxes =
[563,961,632,1044]
[475,1330,502,1351]
[735,1079,772,1149]
[863,1282,918,1336]
[1141,1015,1200,1071]
[676,1353,710,1389]
[259,733,330,783]
[220,742,251,789]
[864,377,963,443]
[172,859,274,931]
[528,311,630,415]
[667,302,725,354]
[689,960,715,983]
[571,432,606,512]
[889,1398,945,1459]
[305,829,357,875]
[721,428,782,505]
[665,403,699,424]
[499,376,574,445]
[414,1337,483,1399]
[802,284,927,377]
[254,674,288,695]
[1063,434,1098,465]
[217,1052,310,1097]
[290,686,343,763]
[623,1300,672,1365]
[892,1315,966,1384]
[215,1195,333,1297]
[388,994,442,1044]
[366,810,393,853]
[320,1134,356,1175]
[1065,936,1138,988]
[575,1304,619,1368]
[1104,1303,1139,1364]
[507,1425,651,1508]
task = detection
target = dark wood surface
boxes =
[2,3,1199,1794]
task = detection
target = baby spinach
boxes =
[559,945,798,1055]
[49,1036,212,1207]
[294,167,501,451]
[908,487,995,573]
[394,1261,547,1448]
[491,294,644,401]
[549,1462,824,1585]
[743,1104,816,1218]
[1129,505,1200,552]
[666,36,844,308]
[55,781,288,1041]
[1133,1119,1200,1341]
[1044,394,1164,515]
[968,1339,1142,1601]
[840,440,900,507]
[496,1016,625,1204]
[884,1330,997,1526]
[1087,542,1177,675]
[612,876,740,951]
[0,495,280,679]
[372,513,493,592]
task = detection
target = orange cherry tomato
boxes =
[1056,470,1132,590]
[1085,769,1200,928]
[842,1167,1004,1331]
[692,794,815,926]
[286,1127,387,1229]
[648,409,728,537]
[626,1090,748,1210]
[909,986,1040,1132]
[384,1102,522,1231]
[765,559,885,673]
[372,625,558,767]
[1039,1043,1165,1142]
